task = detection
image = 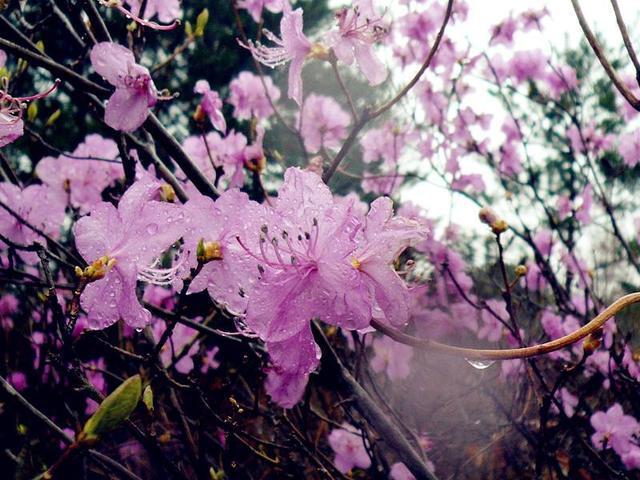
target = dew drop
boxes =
[465,358,495,370]
[146,223,159,234]
[135,328,143,333]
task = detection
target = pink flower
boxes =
[194,80,226,133]
[90,42,158,132]
[181,132,220,182]
[328,0,388,85]
[228,71,281,120]
[591,404,640,456]
[243,169,371,343]
[567,122,613,156]
[533,229,554,257]
[390,461,436,479]
[299,94,350,153]
[264,368,309,409]
[361,123,407,166]
[478,299,507,342]
[237,0,285,23]
[0,183,66,263]
[328,424,371,474]
[36,134,122,212]
[618,130,640,167]
[183,189,263,314]
[489,15,518,46]
[125,0,180,23]
[74,172,185,329]
[499,142,522,177]
[1,79,58,148]
[244,6,311,105]
[370,335,413,380]
[551,388,578,417]
[0,50,6,69]
[200,346,220,374]
[544,65,578,98]
[507,50,548,84]
[8,371,27,392]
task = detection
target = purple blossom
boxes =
[0,183,66,263]
[125,0,181,23]
[194,80,226,133]
[299,94,350,153]
[74,172,185,329]
[183,189,263,314]
[200,346,220,374]
[591,404,640,456]
[36,134,122,212]
[328,423,371,474]
[507,50,548,84]
[237,0,286,23]
[90,42,158,132]
[244,6,311,105]
[361,122,408,166]
[618,130,640,167]
[567,122,613,156]
[328,0,388,86]
[370,334,413,380]
[228,71,281,120]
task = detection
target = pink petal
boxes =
[90,42,135,86]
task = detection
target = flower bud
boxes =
[478,207,498,226]
[583,332,602,356]
[491,219,509,235]
[193,104,206,123]
[514,265,528,277]
[197,239,223,263]
[80,374,142,444]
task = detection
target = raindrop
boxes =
[146,223,159,234]
[465,358,495,370]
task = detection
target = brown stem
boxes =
[609,0,640,84]
[371,291,640,360]
[323,0,454,183]
[571,0,640,110]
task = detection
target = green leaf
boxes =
[81,374,142,443]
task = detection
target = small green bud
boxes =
[81,374,142,443]
[209,467,226,480]
[185,20,193,37]
[27,102,38,122]
[195,9,209,37]
[45,109,61,127]
[142,385,154,414]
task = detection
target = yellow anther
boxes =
[350,258,362,270]
[160,184,176,203]
[197,239,223,264]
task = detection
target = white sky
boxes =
[399,0,638,230]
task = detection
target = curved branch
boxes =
[371,291,640,360]
[322,0,454,183]
[610,0,640,83]
[571,0,640,110]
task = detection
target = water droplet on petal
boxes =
[465,358,495,370]
[146,223,159,234]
